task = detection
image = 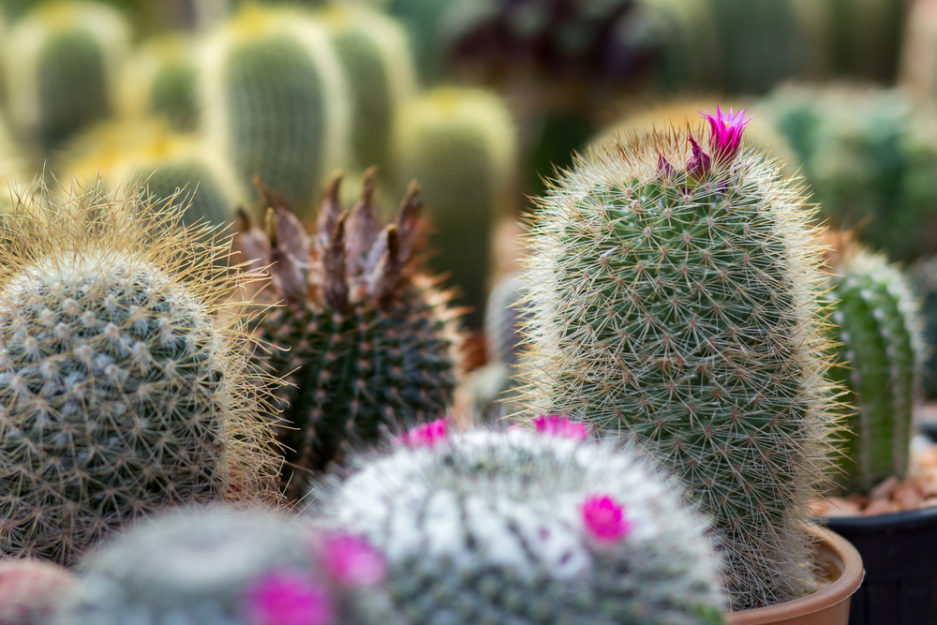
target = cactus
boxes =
[56,505,392,625]
[518,108,839,609]
[311,419,726,625]
[828,0,907,82]
[641,0,722,89]
[0,185,281,565]
[120,35,199,131]
[200,5,349,216]
[318,6,416,172]
[0,559,75,625]
[235,170,463,501]
[6,2,130,155]
[393,86,517,326]
[827,238,926,494]
[910,258,937,399]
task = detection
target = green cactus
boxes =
[0,559,75,625]
[641,0,722,89]
[312,421,727,625]
[318,5,416,172]
[201,5,349,216]
[0,186,281,565]
[56,505,393,625]
[236,170,463,501]
[6,2,130,156]
[385,0,451,79]
[828,241,925,494]
[120,35,199,131]
[910,258,937,399]
[393,86,517,326]
[518,114,839,609]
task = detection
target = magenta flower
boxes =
[320,534,386,587]
[581,495,632,542]
[701,105,751,162]
[686,137,712,177]
[532,414,589,440]
[657,154,675,177]
[394,418,448,448]
[245,570,333,625]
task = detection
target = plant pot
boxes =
[725,524,864,625]
[826,505,937,625]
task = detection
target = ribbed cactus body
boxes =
[520,126,837,609]
[0,560,74,625]
[202,7,348,215]
[829,246,924,494]
[6,2,129,155]
[312,425,726,625]
[0,189,279,565]
[394,87,516,325]
[121,36,199,131]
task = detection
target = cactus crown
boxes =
[519,113,840,608]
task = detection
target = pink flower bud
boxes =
[245,571,333,625]
[581,495,632,542]
[395,418,448,448]
[320,534,386,587]
[701,105,751,163]
[532,414,588,439]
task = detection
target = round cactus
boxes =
[55,505,392,625]
[119,35,199,131]
[518,108,839,609]
[0,559,75,625]
[200,5,349,216]
[311,419,726,625]
[235,170,463,501]
[827,237,925,494]
[5,1,130,155]
[0,185,281,565]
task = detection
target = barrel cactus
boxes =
[56,505,391,625]
[518,107,839,609]
[311,418,726,625]
[0,559,75,625]
[120,35,199,131]
[236,170,463,501]
[0,186,281,565]
[827,237,925,494]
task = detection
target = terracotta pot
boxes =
[725,525,864,625]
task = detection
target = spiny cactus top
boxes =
[519,107,839,609]
[0,186,281,565]
[236,170,462,501]
[56,505,392,625]
[311,419,726,625]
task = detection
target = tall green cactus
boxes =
[828,240,925,494]
[236,170,463,501]
[201,5,349,216]
[0,186,281,565]
[120,35,199,131]
[518,109,839,609]
[6,1,130,155]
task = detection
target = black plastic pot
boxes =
[825,506,937,625]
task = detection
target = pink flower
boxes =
[657,154,675,177]
[245,570,333,625]
[532,414,589,440]
[686,137,712,177]
[581,495,632,542]
[701,105,751,162]
[320,534,386,587]
[395,418,448,448]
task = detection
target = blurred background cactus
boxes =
[0,559,75,625]
[119,35,199,131]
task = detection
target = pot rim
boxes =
[824,502,937,531]
[725,524,864,625]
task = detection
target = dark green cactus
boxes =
[910,257,937,399]
[236,171,463,501]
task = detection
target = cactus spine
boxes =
[0,559,75,625]
[312,421,726,625]
[827,239,925,494]
[0,186,280,565]
[236,171,462,501]
[519,110,838,609]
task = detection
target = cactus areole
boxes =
[521,108,838,609]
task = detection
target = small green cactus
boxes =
[236,170,463,501]
[201,5,349,215]
[6,1,130,155]
[311,419,727,625]
[0,559,75,625]
[827,237,925,494]
[0,185,281,565]
[393,86,517,325]
[120,35,199,131]
[518,109,839,609]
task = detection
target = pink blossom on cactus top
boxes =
[245,571,333,625]
[582,495,632,542]
[395,418,448,448]
[532,414,589,440]
[656,154,676,177]
[686,137,712,177]
[320,534,387,587]
[701,105,751,162]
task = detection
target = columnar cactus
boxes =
[827,238,925,494]
[0,559,75,625]
[0,186,281,565]
[393,87,517,325]
[236,170,462,501]
[911,258,937,398]
[519,108,839,609]
[56,506,392,625]
[311,419,726,625]
[6,1,130,155]
[120,35,199,131]
[201,5,349,215]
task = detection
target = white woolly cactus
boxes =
[310,418,726,625]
